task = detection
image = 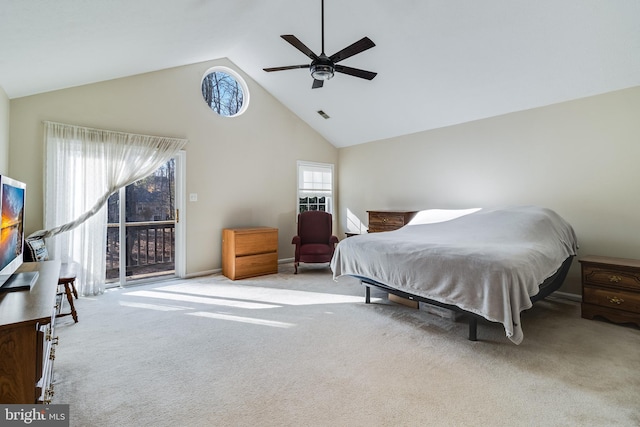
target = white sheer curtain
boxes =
[41,121,187,296]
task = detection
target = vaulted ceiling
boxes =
[1,0,639,147]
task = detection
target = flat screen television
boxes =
[0,175,37,292]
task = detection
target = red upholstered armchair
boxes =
[292,211,339,274]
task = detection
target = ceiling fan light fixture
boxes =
[310,63,334,80]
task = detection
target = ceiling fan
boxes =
[263,0,377,89]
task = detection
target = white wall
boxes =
[0,85,9,174]
[338,86,640,295]
[9,58,338,276]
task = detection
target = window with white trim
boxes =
[297,161,333,215]
[201,66,249,117]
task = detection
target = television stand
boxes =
[0,270,40,292]
[0,261,61,403]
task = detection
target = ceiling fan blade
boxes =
[263,65,309,72]
[281,35,319,60]
[312,79,324,89]
[329,37,376,63]
[335,65,377,80]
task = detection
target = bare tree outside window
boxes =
[107,159,176,224]
[202,71,245,117]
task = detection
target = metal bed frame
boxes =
[358,255,574,341]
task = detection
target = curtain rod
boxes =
[42,121,188,144]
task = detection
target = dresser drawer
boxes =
[583,286,640,314]
[369,212,407,228]
[367,211,418,233]
[369,224,403,233]
[233,253,278,280]
[234,229,278,256]
[582,265,640,291]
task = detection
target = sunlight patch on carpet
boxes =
[154,283,364,306]
[187,311,295,328]
[124,290,281,309]
[119,301,190,311]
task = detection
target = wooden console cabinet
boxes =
[367,210,418,233]
[222,227,278,280]
[0,260,61,404]
[580,255,640,327]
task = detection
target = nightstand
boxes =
[579,255,640,327]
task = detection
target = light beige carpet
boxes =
[52,263,640,427]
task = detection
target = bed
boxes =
[331,206,578,344]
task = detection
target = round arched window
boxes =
[201,66,249,117]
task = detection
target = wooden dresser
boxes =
[367,210,419,309]
[0,260,61,403]
[222,227,278,280]
[367,210,418,233]
[579,255,640,327]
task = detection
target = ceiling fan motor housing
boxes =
[310,55,335,80]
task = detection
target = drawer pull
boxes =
[607,296,624,305]
[609,275,622,283]
[382,217,388,223]
[44,386,55,403]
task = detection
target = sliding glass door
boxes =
[105,154,185,285]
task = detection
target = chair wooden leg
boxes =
[63,283,78,323]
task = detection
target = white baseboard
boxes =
[182,269,219,279]
[182,258,294,279]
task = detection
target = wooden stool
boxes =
[58,262,78,323]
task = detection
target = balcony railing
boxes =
[106,221,175,281]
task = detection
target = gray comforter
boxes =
[331,206,578,344]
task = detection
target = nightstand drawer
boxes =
[583,286,640,314]
[582,265,640,291]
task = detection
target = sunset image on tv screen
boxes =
[0,183,25,270]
